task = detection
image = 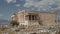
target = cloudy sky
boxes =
[0,0,60,24]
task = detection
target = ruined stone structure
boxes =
[0,10,59,34]
[11,10,57,26]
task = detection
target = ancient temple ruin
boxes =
[11,10,57,26]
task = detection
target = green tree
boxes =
[10,21,19,27]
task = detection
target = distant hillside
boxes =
[0,19,10,24]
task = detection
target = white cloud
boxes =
[0,14,3,16]
[5,0,16,3]
[24,0,60,11]
[16,4,21,7]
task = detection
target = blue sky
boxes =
[0,0,60,24]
